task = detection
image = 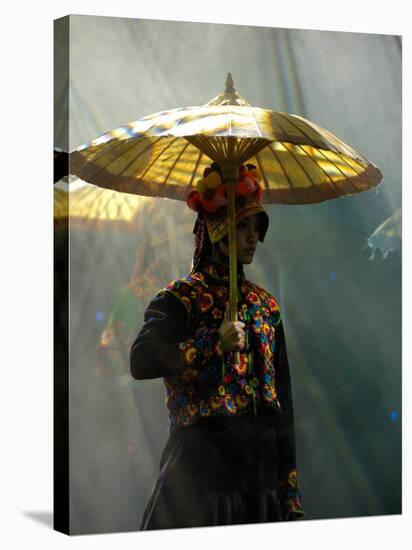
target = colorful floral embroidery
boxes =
[235,394,249,409]
[212,307,222,320]
[267,297,280,313]
[263,384,278,402]
[199,292,214,312]
[262,322,271,336]
[162,259,284,433]
[224,395,237,414]
[191,272,205,283]
[210,395,223,411]
[178,341,197,366]
[278,468,305,519]
[186,403,199,417]
[199,400,211,417]
[246,291,261,305]
[233,354,249,376]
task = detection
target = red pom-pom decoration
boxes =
[255,184,264,202]
[186,190,202,211]
[213,184,228,206]
[199,194,221,213]
[186,165,263,214]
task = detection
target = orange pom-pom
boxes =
[204,171,222,190]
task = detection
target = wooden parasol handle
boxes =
[222,164,240,365]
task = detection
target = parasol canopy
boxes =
[71,73,382,205]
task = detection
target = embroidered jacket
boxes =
[130,257,304,520]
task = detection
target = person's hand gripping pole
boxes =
[218,303,246,356]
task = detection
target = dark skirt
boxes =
[140,407,283,530]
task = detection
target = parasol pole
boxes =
[165,211,179,280]
[222,163,240,364]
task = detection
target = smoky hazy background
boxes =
[54,15,401,534]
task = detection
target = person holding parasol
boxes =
[130,161,305,529]
[71,74,382,530]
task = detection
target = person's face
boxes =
[218,214,260,265]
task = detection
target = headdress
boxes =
[187,162,268,244]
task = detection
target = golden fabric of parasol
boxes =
[54,178,194,279]
[70,73,383,331]
[54,178,149,231]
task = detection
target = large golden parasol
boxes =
[70,74,383,330]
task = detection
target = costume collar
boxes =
[200,256,245,285]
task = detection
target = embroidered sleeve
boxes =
[130,287,223,379]
[275,320,305,520]
[161,281,224,373]
[267,294,282,327]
